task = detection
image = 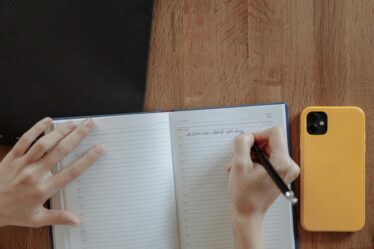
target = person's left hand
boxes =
[0,117,102,227]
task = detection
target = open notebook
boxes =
[50,103,296,249]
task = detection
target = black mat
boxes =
[0,0,154,145]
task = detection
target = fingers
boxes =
[233,133,254,159]
[284,159,300,184]
[232,133,255,170]
[23,122,76,164]
[41,119,94,168]
[11,117,53,157]
[32,208,80,227]
[50,145,102,190]
[253,127,300,183]
[253,127,288,156]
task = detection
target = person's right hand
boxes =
[226,127,300,249]
[227,127,300,217]
[0,117,102,228]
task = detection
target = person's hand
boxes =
[227,127,300,216]
[0,117,102,228]
[226,127,299,249]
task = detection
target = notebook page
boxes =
[170,104,295,249]
[51,113,179,249]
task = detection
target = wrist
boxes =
[232,211,264,229]
[232,212,264,249]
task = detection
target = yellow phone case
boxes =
[300,106,365,231]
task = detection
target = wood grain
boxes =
[1,0,373,248]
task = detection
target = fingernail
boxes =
[44,117,52,124]
[93,145,103,156]
[68,221,80,227]
[67,217,80,227]
[83,118,93,128]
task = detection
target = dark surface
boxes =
[0,0,153,145]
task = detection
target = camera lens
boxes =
[307,113,318,122]
[307,124,318,134]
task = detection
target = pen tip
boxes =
[290,197,298,205]
[285,191,298,205]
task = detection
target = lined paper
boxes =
[51,104,296,249]
[170,105,295,249]
[51,113,179,249]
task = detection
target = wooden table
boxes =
[1,0,373,248]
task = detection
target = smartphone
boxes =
[300,106,365,231]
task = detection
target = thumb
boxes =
[33,208,80,227]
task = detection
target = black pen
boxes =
[251,144,298,205]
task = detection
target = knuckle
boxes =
[61,123,73,135]
[277,166,289,176]
[235,133,248,143]
[19,170,35,185]
[11,146,24,157]
[288,162,300,180]
[22,154,36,165]
[75,126,88,137]
[34,141,48,152]
[42,158,57,169]
[57,127,68,136]
[234,157,248,170]
[67,167,83,180]
[277,157,296,177]
[19,134,33,146]
[55,143,70,155]
[235,133,253,146]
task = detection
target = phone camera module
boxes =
[306,112,327,135]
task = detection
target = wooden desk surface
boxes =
[1,0,373,248]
